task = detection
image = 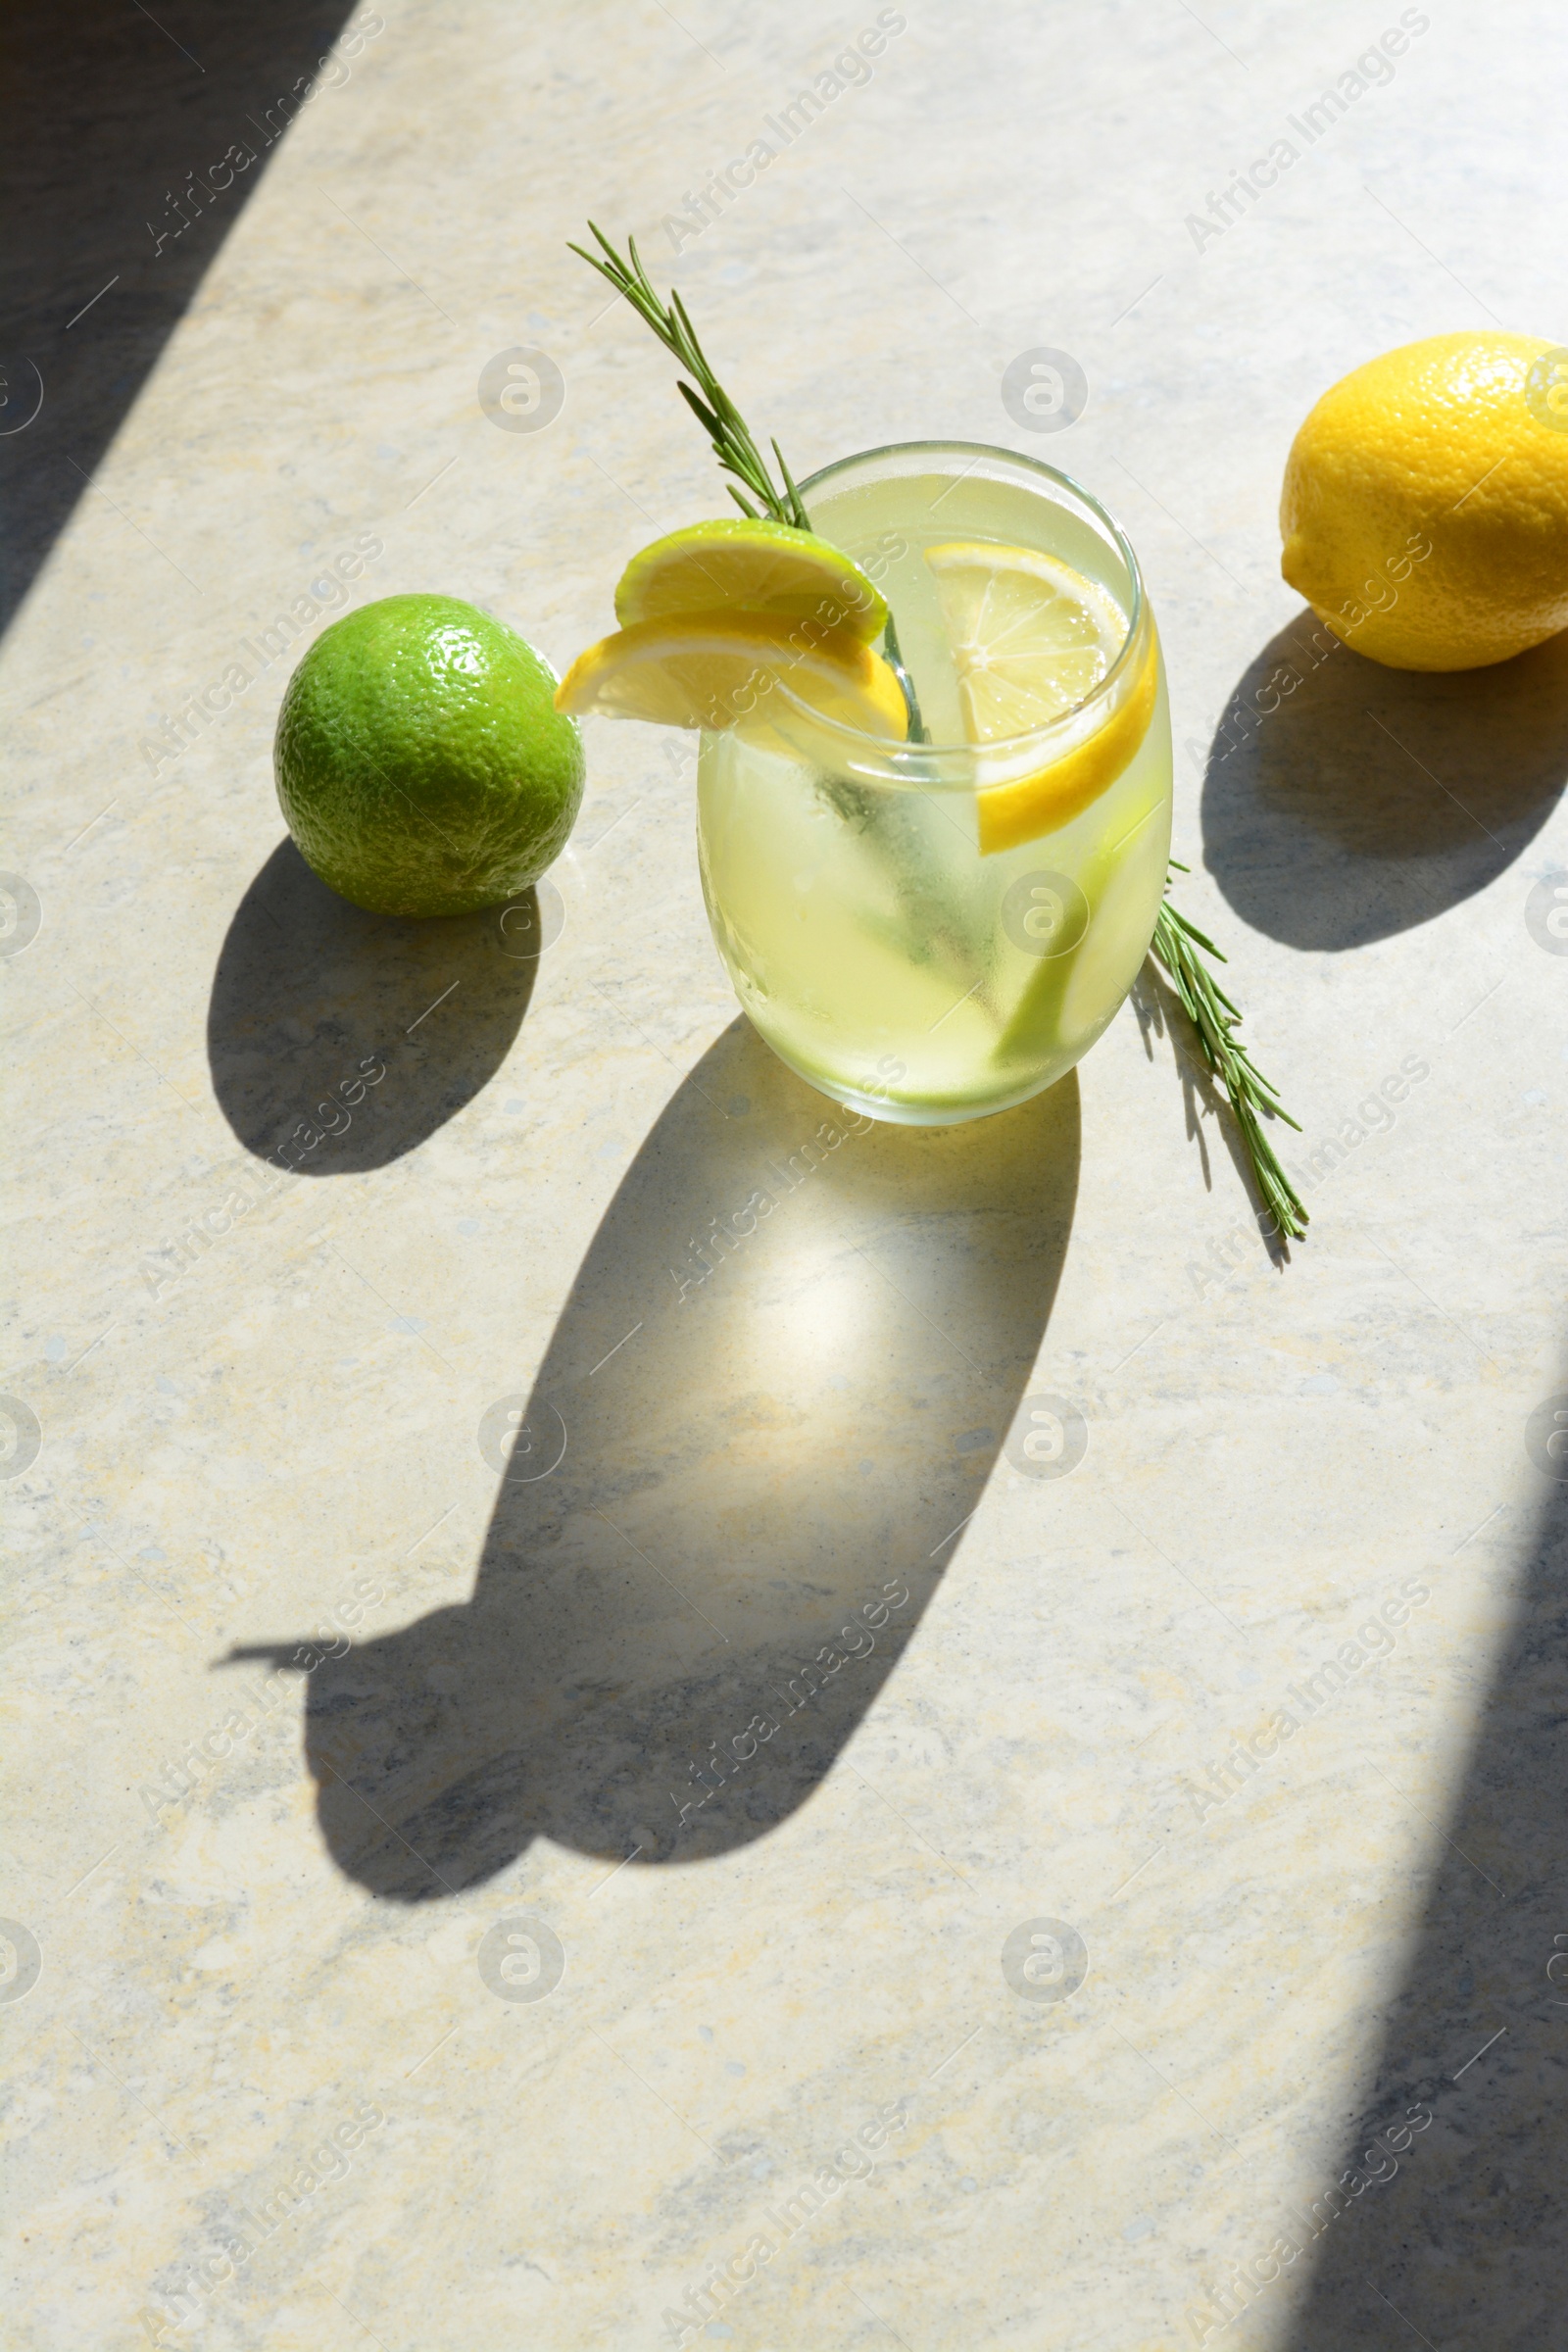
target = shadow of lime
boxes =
[207,839,539,1174]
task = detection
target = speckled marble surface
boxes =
[4,4,1566,2347]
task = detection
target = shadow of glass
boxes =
[1280,1475,1568,2348]
[207,839,539,1173]
[2,0,363,639]
[1200,613,1568,950]
[248,1019,1079,1900]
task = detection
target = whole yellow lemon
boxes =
[1280,331,1568,670]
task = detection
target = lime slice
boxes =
[1055,801,1169,1042]
[923,541,1157,854]
[993,794,1169,1065]
[554,608,908,741]
[615,518,888,645]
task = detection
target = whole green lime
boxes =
[273,594,584,916]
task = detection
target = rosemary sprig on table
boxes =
[571,225,1305,1243]
[1152,863,1308,1242]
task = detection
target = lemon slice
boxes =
[615,518,888,645]
[923,541,1157,854]
[554,608,908,742]
[926,542,1126,733]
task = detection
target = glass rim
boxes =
[755,437,1150,773]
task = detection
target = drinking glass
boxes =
[697,441,1172,1126]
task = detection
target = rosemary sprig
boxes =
[569,225,928,739]
[1152,862,1308,1242]
[569,222,809,528]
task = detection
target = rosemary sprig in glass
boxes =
[569,223,926,737]
[569,222,809,527]
[571,226,1306,1243]
[1152,863,1308,1241]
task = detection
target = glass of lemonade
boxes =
[696,442,1172,1125]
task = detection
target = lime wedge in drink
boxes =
[993,793,1169,1065]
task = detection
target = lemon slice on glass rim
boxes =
[923,540,1159,855]
[553,607,908,744]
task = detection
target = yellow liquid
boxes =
[696,458,1173,1125]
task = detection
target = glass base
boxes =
[743,1009,1068,1128]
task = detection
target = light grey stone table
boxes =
[5,3,1564,2346]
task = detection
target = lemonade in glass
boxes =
[695,442,1172,1125]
